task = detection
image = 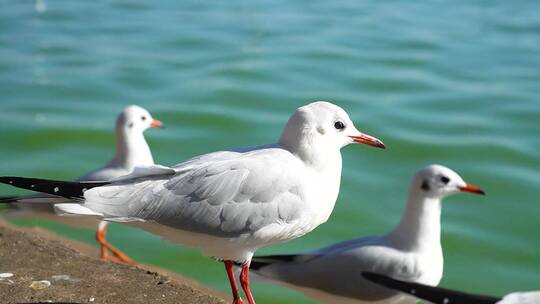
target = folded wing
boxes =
[81,149,308,238]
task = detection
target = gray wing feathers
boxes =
[160,155,305,236]
[167,164,249,205]
[84,151,306,238]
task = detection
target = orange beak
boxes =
[458,184,486,195]
[349,133,386,149]
[150,119,164,129]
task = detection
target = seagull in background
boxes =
[249,165,485,304]
[362,271,540,304]
[0,101,385,304]
[3,105,163,264]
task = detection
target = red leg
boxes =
[240,261,256,304]
[96,227,109,260]
[224,261,245,304]
[95,222,136,265]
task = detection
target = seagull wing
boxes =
[251,236,423,301]
[82,148,308,238]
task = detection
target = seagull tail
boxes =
[0,176,109,202]
[361,272,501,304]
[54,203,103,217]
[0,194,72,216]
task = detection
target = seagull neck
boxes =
[278,135,341,173]
[389,192,442,252]
[277,134,342,224]
[111,127,154,169]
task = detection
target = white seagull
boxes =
[3,105,163,264]
[0,101,385,304]
[249,165,485,304]
[362,271,540,304]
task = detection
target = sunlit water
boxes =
[1,1,539,303]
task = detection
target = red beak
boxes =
[458,184,486,195]
[150,119,164,129]
[349,133,386,149]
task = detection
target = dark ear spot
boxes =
[128,122,134,128]
[421,180,430,191]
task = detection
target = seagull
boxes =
[0,101,385,304]
[249,165,485,304]
[3,105,163,264]
[362,271,540,304]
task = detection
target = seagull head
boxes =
[279,101,385,160]
[117,105,163,133]
[412,164,485,199]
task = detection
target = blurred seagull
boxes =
[362,271,540,304]
[249,165,485,304]
[0,101,385,304]
[3,105,163,264]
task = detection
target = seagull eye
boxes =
[141,116,147,121]
[334,121,345,130]
[440,176,450,184]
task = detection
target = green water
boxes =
[1,1,539,303]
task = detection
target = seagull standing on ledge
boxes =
[249,165,485,304]
[0,101,385,304]
[4,105,163,264]
[362,271,540,304]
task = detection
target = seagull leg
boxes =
[240,260,256,304]
[96,227,109,260]
[95,221,136,265]
[96,221,112,260]
[224,261,245,304]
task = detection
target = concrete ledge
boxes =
[0,220,227,304]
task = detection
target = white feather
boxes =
[54,203,103,216]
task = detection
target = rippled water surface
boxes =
[1,1,539,303]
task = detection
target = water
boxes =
[1,0,539,302]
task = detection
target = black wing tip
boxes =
[362,271,404,287]
[249,260,271,271]
[0,176,21,185]
[0,176,35,203]
[256,254,298,262]
[361,271,501,304]
[361,271,384,283]
[0,176,109,200]
[250,254,301,270]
